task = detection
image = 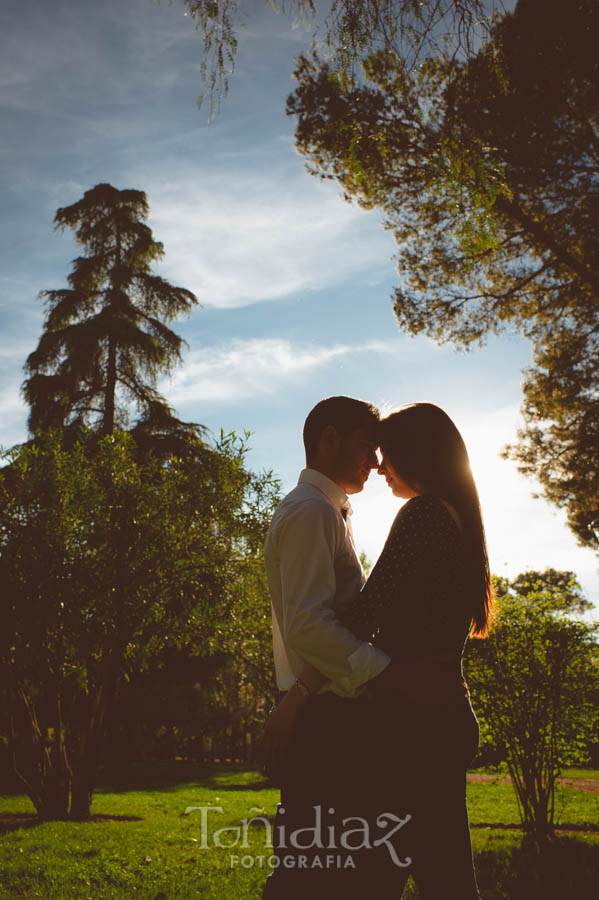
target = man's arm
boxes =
[277,500,390,689]
[262,502,389,775]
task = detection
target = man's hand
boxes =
[262,685,307,781]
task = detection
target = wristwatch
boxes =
[294,677,311,699]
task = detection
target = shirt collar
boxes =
[298,468,353,516]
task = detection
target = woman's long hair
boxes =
[378,402,494,637]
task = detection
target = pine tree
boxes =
[23,183,199,447]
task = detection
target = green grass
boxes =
[560,767,599,780]
[469,765,599,781]
[1,765,598,899]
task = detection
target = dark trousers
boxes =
[261,693,481,900]
[371,698,482,899]
[261,693,381,899]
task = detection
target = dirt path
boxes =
[467,773,599,793]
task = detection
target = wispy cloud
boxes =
[146,168,394,308]
[161,337,393,405]
[1,0,395,313]
[0,0,194,115]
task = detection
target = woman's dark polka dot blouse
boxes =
[340,495,473,660]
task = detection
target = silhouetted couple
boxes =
[261,397,492,898]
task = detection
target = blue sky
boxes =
[1,0,598,610]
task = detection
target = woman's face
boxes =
[378,452,419,499]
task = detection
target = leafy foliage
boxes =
[8,182,281,820]
[23,184,200,446]
[287,0,599,548]
[494,568,594,616]
[465,571,599,842]
[174,0,490,115]
[0,430,279,819]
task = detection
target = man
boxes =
[261,396,393,897]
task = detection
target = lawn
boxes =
[0,765,598,899]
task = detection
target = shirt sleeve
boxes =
[277,499,390,689]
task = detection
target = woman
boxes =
[340,402,493,897]
[265,402,493,898]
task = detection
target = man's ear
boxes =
[320,424,341,455]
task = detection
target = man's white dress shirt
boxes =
[264,468,390,697]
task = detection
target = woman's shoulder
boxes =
[397,493,449,518]
[394,494,462,540]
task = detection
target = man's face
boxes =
[334,427,379,494]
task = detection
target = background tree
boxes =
[494,568,594,616]
[287,0,599,548]
[23,183,199,449]
[3,182,281,819]
[102,460,278,771]
[464,571,599,843]
[0,430,279,820]
[173,0,492,115]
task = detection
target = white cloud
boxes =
[0,0,194,116]
[161,337,392,405]
[145,169,394,308]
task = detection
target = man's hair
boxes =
[303,396,380,463]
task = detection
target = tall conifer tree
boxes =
[23,183,199,446]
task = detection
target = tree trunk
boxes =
[509,757,556,846]
[8,685,71,820]
[69,675,119,820]
[103,218,121,436]
[104,332,117,436]
[69,763,96,821]
[7,669,121,821]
